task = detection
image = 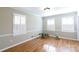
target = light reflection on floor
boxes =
[43,44,75,52]
[43,44,56,52]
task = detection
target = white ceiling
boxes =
[12,7,43,16]
[12,7,77,17]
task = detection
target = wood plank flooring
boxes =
[4,37,79,52]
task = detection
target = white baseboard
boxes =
[49,35,56,37]
[0,35,40,52]
[49,34,79,41]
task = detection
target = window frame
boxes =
[13,13,26,36]
[47,18,55,31]
[61,16,74,32]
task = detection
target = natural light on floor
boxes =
[43,44,75,52]
[43,44,56,52]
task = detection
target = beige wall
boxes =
[0,7,42,50]
[0,7,13,35]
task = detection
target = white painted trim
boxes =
[59,36,77,41]
[0,35,40,52]
[49,34,79,41]
[13,33,26,36]
[49,35,56,37]
[0,34,12,37]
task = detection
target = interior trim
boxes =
[0,34,12,37]
[49,35,78,41]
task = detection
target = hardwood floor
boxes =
[4,37,79,52]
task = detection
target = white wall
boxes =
[43,12,77,39]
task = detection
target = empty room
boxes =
[0,7,79,52]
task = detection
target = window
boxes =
[13,14,26,36]
[47,19,55,31]
[62,16,74,32]
[47,19,54,25]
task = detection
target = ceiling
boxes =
[12,7,77,17]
